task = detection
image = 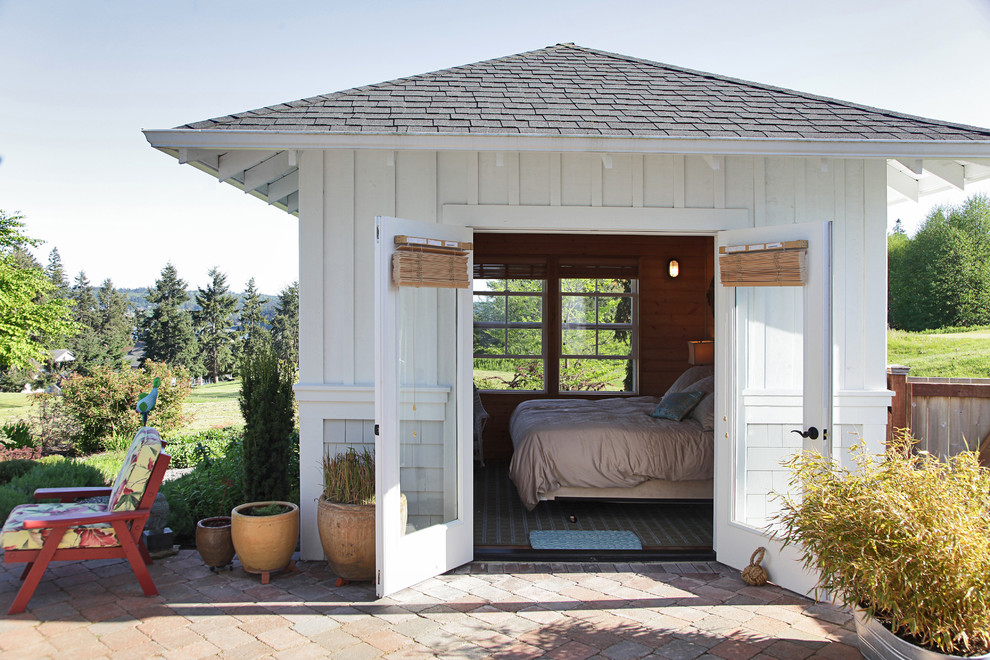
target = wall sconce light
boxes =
[687,340,715,365]
[668,259,680,278]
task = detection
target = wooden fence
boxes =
[887,365,990,465]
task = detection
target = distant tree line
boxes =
[0,210,299,391]
[889,194,990,331]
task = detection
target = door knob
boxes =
[791,427,819,440]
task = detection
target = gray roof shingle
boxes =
[178,43,990,142]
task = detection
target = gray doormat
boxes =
[530,530,643,550]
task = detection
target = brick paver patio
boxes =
[0,551,862,659]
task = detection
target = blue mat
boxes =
[529,530,643,550]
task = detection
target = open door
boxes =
[714,221,832,596]
[374,216,474,597]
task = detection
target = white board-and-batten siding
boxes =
[294,148,892,560]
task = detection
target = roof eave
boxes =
[143,128,990,160]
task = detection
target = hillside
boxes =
[119,288,278,317]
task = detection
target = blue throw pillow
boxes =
[650,391,704,421]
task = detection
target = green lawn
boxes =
[887,327,990,378]
[0,380,244,432]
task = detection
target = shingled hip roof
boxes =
[175,43,990,144]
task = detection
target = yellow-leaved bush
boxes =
[773,432,990,656]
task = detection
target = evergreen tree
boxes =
[142,263,199,371]
[45,247,70,298]
[96,278,132,366]
[888,194,990,330]
[0,211,77,370]
[271,281,299,366]
[65,271,103,372]
[238,277,270,358]
[194,267,237,383]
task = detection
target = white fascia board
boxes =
[143,128,990,159]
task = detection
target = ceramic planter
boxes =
[195,516,234,569]
[230,501,299,574]
[854,608,990,660]
[317,494,407,581]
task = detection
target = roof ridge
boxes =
[560,43,990,137]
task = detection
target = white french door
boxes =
[714,221,832,597]
[374,216,474,597]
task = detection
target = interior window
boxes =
[473,258,638,393]
[473,262,546,391]
[560,276,636,392]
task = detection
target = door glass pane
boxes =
[397,286,458,533]
[733,286,803,529]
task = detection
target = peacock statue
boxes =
[136,377,162,426]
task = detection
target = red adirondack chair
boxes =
[1,427,171,614]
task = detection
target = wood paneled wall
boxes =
[475,232,714,459]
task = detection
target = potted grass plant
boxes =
[773,432,990,659]
[317,447,407,581]
[230,343,299,579]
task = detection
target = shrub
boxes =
[773,434,990,656]
[30,392,79,454]
[164,427,242,469]
[1,421,34,449]
[0,459,37,484]
[239,344,295,502]
[0,457,108,520]
[161,439,245,538]
[56,361,190,453]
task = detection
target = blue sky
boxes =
[2,0,989,293]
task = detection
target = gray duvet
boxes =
[508,396,714,510]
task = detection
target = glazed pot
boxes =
[853,608,990,660]
[317,494,407,581]
[230,501,299,574]
[195,516,234,568]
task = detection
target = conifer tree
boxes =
[142,263,199,371]
[238,277,270,358]
[65,271,103,372]
[45,247,70,298]
[194,267,237,383]
[96,278,132,366]
[271,281,299,366]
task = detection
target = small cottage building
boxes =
[145,44,990,595]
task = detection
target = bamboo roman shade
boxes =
[719,240,808,287]
[392,235,473,288]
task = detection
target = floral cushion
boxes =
[108,427,162,512]
[0,503,120,550]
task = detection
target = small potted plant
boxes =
[773,432,990,659]
[230,342,299,581]
[317,447,406,582]
[195,477,235,570]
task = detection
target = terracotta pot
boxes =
[853,608,990,660]
[317,494,407,581]
[195,516,234,568]
[230,501,299,574]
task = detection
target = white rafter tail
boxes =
[819,157,829,173]
[284,191,299,214]
[602,154,613,169]
[894,158,924,175]
[962,160,990,183]
[287,149,299,167]
[386,151,395,167]
[924,160,966,190]
[701,154,723,171]
[887,163,920,202]
[267,170,299,205]
[243,152,292,194]
[217,150,273,183]
[178,147,219,168]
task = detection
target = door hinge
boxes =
[376,225,380,240]
[377,570,381,585]
[374,424,380,436]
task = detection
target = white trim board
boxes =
[442,205,749,233]
[144,129,990,160]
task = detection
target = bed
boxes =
[508,366,715,510]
